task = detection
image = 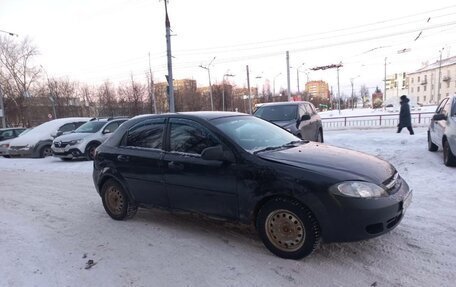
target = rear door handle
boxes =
[117,155,130,162]
[168,161,184,171]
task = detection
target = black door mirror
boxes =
[432,114,446,121]
[201,145,235,162]
[301,114,311,122]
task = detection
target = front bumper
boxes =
[320,178,412,243]
[52,144,84,159]
[8,146,34,157]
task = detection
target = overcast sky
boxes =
[1,0,456,96]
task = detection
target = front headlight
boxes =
[69,139,82,145]
[0,143,9,148]
[332,181,388,198]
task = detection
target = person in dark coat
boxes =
[397,95,414,135]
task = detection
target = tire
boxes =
[427,131,438,152]
[40,145,53,158]
[101,179,138,220]
[443,140,456,167]
[85,143,99,160]
[256,197,320,259]
[317,129,324,143]
[60,158,72,161]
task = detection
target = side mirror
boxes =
[301,114,311,121]
[432,114,446,121]
[201,145,235,162]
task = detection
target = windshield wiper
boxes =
[253,140,307,154]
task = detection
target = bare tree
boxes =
[0,36,41,126]
[359,85,370,108]
[97,81,117,117]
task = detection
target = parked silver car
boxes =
[0,128,30,157]
[254,101,323,142]
[52,117,128,161]
[428,95,456,166]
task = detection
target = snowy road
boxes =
[0,127,454,287]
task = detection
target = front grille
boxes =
[53,141,69,148]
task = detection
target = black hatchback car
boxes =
[93,112,412,259]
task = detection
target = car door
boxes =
[298,104,313,140]
[163,117,239,219]
[431,98,449,147]
[116,117,168,207]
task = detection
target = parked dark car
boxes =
[93,112,411,259]
[253,101,323,142]
[428,95,456,166]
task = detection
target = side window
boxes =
[298,105,307,118]
[126,118,165,149]
[307,103,317,115]
[103,122,119,134]
[74,122,86,129]
[15,129,26,136]
[442,98,452,116]
[169,119,219,155]
[436,98,448,114]
[452,98,456,116]
[59,123,75,133]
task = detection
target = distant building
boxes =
[385,72,407,106]
[407,56,456,105]
[305,81,330,101]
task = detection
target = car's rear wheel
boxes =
[40,145,53,158]
[428,131,438,152]
[85,143,99,160]
[443,140,456,167]
[60,158,72,161]
[256,197,320,259]
[101,179,138,220]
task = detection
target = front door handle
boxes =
[117,155,130,162]
[168,161,184,171]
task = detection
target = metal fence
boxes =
[321,112,435,129]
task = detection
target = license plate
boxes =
[53,148,64,153]
[403,192,412,212]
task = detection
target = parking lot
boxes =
[0,127,454,287]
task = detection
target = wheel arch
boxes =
[98,174,136,203]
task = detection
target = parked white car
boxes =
[52,117,128,160]
[8,118,90,158]
[0,128,31,157]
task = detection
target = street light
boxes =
[295,63,305,94]
[0,29,19,128]
[41,65,57,119]
[222,73,235,111]
[255,72,263,98]
[273,73,281,99]
[350,75,360,110]
[199,56,216,111]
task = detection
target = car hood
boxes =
[258,142,395,184]
[54,132,92,142]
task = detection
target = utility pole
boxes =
[286,51,291,101]
[436,48,444,104]
[199,56,216,111]
[246,65,252,114]
[148,52,157,114]
[164,0,175,113]
[384,57,387,103]
[337,66,341,114]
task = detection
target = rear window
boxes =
[254,105,297,121]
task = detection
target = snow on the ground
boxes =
[0,127,454,287]
[319,105,437,118]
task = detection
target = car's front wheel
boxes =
[101,179,138,220]
[428,131,438,152]
[40,145,53,158]
[85,143,99,160]
[256,197,320,259]
[443,140,456,167]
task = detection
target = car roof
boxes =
[258,101,311,107]
[131,111,247,121]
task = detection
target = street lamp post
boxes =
[199,56,216,111]
[222,73,235,111]
[0,29,19,128]
[295,63,305,94]
[350,75,360,110]
[273,73,281,100]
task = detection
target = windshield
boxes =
[254,105,298,121]
[212,115,299,153]
[74,121,106,133]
